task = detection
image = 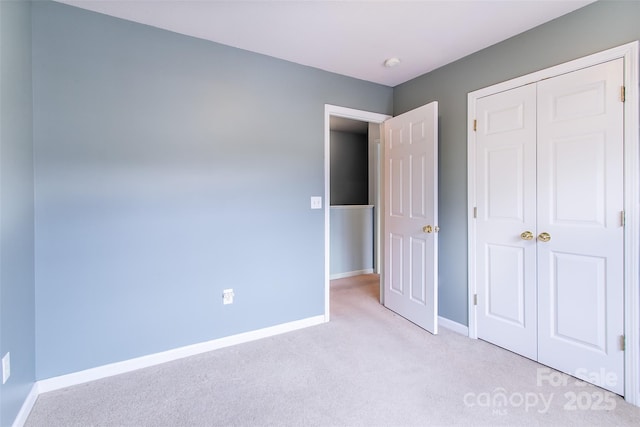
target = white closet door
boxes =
[536,59,625,395]
[475,84,538,359]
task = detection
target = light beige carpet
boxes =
[25,274,640,426]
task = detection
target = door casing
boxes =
[467,41,639,405]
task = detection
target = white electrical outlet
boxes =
[2,352,10,384]
[223,289,234,305]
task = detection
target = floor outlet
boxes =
[223,289,234,305]
[2,352,10,384]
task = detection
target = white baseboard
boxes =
[37,315,325,394]
[438,316,469,336]
[12,382,39,427]
[330,269,374,280]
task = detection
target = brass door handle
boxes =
[538,232,551,242]
[520,231,534,241]
[422,225,440,233]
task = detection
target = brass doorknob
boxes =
[538,232,551,242]
[423,225,440,233]
[520,231,534,241]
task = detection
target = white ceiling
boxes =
[54,0,595,87]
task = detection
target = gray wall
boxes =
[0,0,36,424]
[330,131,369,205]
[330,206,373,277]
[393,0,640,325]
[32,1,392,380]
[4,0,640,423]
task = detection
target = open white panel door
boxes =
[383,102,438,334]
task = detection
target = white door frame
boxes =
[324,105,391,321]
[467,41,639,405]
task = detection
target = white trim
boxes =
[467,94,478,339]
[467,41,639,406]
[438,316,469,336]
[11,383,39,427]
[622,41,640,407]
[330,205,374,210]
[324,105,391,322]
[37,315,324,393]
[468,42,637,100]
[330,269,374,280]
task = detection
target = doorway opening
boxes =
[324,105,391,321]
[329,116,376,281]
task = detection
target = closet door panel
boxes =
[475,84,538,360]
[537,59,624,395]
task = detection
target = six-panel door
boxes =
[475,83,538,360]
[474,59,624,394]
[384,102,439,334]
[536,59,624,395]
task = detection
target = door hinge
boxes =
[621,210,625,227]
[621,86,626,102]
[620,335,625,351]
[473,294,478,306]
[473,207,477,218]
[473,119,477,132]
